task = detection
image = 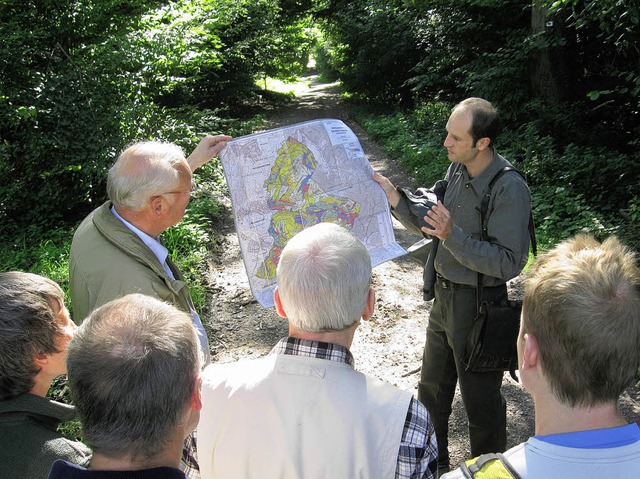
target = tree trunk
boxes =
[530,1,565,103]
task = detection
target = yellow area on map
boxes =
[256,136,361,279]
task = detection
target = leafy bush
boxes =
[531,185,614,249]
[543,0,640,142]
[409,0,531,108]
[0,0,315,238]
[313,34,341,83]
[0,228,73,303]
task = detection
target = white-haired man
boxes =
[198,222,439,479]
[70,135,230,364]
[443,234,640,478]
[69,135,229,477]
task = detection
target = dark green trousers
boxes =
[418,279,507,469]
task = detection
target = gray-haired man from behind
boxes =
[443,234,640,478]
[48,294,203,479]
[198,222,439,479]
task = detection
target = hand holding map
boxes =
[219,119,406,308]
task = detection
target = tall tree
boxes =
[530,1,565,102]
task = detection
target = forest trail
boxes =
[203,71,639,470]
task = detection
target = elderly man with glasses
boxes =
[69,136,230,479]
[69,136,230,364]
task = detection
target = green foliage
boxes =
[497,122,638,251]
[459,32,532,115]
[409,0,532,108]
[313,0,425,103]
[312,32,341,83]
[0,0,315,237]
[619,197,640,253]
[187,0,314,105]
[0,228,73,304]
[0,0,195,228]
[316,0,638,153]
[543,0,640,138]
[531,185,613,249]
[502,123,639,217]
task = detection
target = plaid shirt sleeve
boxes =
[181,431,201,479]
[396,397,439,479]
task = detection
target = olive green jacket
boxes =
[69,201,196,322]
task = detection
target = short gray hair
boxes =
[0,272,65,400]
[107,141,187,210]
[67,294,201,458]
[276,222,372,332]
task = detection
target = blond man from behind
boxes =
[443,234,640,478]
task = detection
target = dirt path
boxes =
[203,72,639,470]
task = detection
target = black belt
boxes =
[436,273,475,290]
[436,273,505,291]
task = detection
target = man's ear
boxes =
[33,352,49,369]
[191,375,202,411]
[476,137,491,151]
[521,333,540,371]
[149,195,166,217]
[361,287,375,322]
[274,287,288,319]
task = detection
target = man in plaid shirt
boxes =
[198,222,438,478]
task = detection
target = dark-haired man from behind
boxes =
[443,234,640,478]
[48,294,203,479]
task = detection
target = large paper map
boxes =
[219,119,406,308]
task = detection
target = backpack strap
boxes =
[475,166,537,303]
[474,166,535,382]
[477,166,537,256]
[460,453,522,479]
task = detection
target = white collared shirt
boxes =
[111,206,175,279]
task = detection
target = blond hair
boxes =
[522,234,640,406]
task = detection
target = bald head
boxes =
[453,97,500,147]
